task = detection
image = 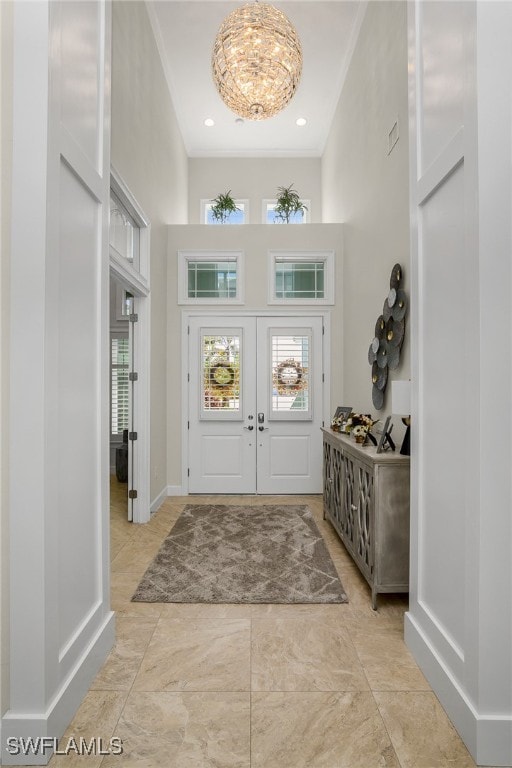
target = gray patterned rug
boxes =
[132,504,348,604]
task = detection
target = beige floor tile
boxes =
[343,614,406,634]
[252,617,369,691]
[110,540,161,575]
[47,691,127,767]
[143,516,176,539]
[90,618,157,691]
[249,602,353,619]
[101,691,250,768]
[340,566,409,619]
[110,540,125,562]
[97,485,478,768]
[374,691,477,768]
[110,572,162,619]
[251,691,400,767]
[133,618,251,691]
[158,602,254,619]
[110,570,142,593]
[124,525,167,548]
[113,616,159,639]
[349,627,430,691]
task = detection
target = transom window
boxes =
[178,251,244,304]
[263,200,310,224]
[268,251,335,304]
[201,200,248,225]
[109,191,140,268]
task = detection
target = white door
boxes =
[188,317,257,493]
[256,316,323,494]
[188,315,324,494]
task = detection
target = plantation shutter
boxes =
[111,335,129,437]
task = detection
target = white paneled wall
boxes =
[2,3,114,764]
[406,2,512,765]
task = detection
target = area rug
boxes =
[132,504,348,604]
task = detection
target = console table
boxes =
[322,428,410,609]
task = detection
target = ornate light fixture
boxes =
[211,1,302,120]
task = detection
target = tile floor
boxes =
[45,480,481,767]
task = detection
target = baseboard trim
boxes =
[405,612,512,767]
[150,485,168,513]
[1,613,115,766]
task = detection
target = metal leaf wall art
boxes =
[368,263,408,409]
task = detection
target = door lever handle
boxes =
[244,425,254,431]
[258,426,269,432]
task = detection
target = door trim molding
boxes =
[109,170,151,523]
[181,309,331,495]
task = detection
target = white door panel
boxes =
[188,317,257,493]
[188,315,323,494]
[269,435,310,474]
[256,316,323,494]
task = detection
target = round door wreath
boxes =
[209,362,235,387]
[275,358,304,394]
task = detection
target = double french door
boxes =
[188,315,324,494]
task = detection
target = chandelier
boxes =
[211,1,302,120]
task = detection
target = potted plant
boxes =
[210,190,240,223]
[274,184,308,223]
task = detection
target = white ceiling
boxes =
[147,1,366,158]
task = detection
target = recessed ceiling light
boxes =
[296,117,307,127]
[204,118,215,127]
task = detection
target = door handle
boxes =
[258,426,269,432]
[244,425,254,431]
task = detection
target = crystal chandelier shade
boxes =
[211,2,303,120]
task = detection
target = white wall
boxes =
[111,1,188,506]
[322,1,410,423]
[188,157,321,224]
[166,223,343,490]
[406,2,512,765]
[0,0,13,721]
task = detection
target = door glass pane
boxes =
[201,333,241,418]
[271,332,311,419]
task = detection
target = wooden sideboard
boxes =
[322,428,410,609]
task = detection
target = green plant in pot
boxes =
[274,184,308,223]
[210,190,240,223]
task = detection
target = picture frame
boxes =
[333,405,352,422]
[376,415,395,453]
